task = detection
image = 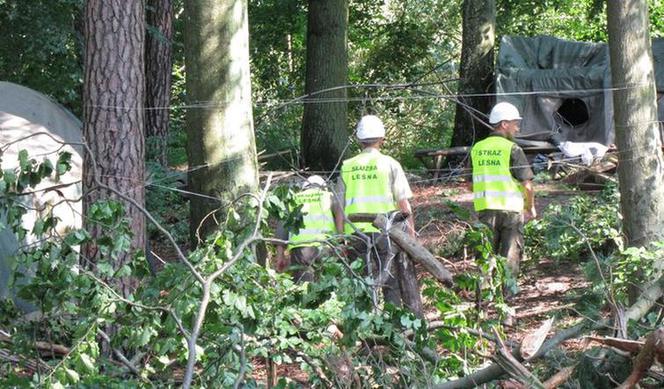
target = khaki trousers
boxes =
[478,210,524,277]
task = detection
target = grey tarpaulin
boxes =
[0,81,82,311]
[495,35,664,145]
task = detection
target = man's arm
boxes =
[509,145,536,219]
[522,180,536,219]
[389,157,416,238]
[397,198,416,238]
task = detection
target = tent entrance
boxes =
[556,98,589,127]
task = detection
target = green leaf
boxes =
[56,151,72,178]
[3,169,17,187]
[18,149,29,171]
[78,353,95,372]
[39,158,54,177]
[64,367,80,383]
[445,199,471,221]
[157,354,172,366]
[96,262,114,276]
[139,327,153,346]
[51,381,66,389]
[32,219,45,235]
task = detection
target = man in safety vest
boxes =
[275,175,337,282]
[335,115,415,307]
[471,102,536,287]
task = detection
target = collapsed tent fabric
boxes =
[0,81,82,310]
[495,35,664,145]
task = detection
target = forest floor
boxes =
[411,181,591,344]
[250,179,595,386]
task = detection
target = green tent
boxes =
[495,35,664,145]
[0,81,82,311]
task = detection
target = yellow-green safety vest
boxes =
[471,136,524,212]
[341,152,397,233]
[288,187,336,249]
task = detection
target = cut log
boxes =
[585,336,644,354]
[396,252,424,318]
[0,348,51,372]
[0,330,69,356]
[492,328,544,389]
[520,318,554,360]
[349,213,454,287]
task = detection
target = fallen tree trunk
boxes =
[520,318,554,361]
[492,328,545,389]
[0,348,51,372]
[585,335,644,354]
[0,330,69,356]
[349,213,454,287]
[433,275,664,388]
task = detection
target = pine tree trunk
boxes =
[300,0,348,172]
[146,0,173,167]
[183,0,259,243]
[607,0,664,248]
[451,0,495,147]
[83,0,146,298]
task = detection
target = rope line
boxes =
[86,83,649,111]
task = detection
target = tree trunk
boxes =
[146,0,173,167]
[607,0,664,248]
[451,0,495,147]
[83,0,145,298]
[300,0,348,172]
[183,0,259,243]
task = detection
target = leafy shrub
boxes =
[525,184,621,262]
[2,151,498,387]
[145,161,189,246]
[583,240,664,308]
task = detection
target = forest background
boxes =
[1,0,664,388]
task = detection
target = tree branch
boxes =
[97,328,147,381]
[182,173,273,389]
[433,273,664,389]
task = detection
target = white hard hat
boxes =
[356,115,385,139]
[302,175,326,189]
[489,102,522,124]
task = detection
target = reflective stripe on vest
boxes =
[471,136,524,212]
[341,152,396,233]
[288,188,336,249]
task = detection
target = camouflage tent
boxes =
[495,35,664,145]
[0,81,82,311]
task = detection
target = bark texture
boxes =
[146,0,173,166]
[183,0,259,242]
[83,0,145,297]
[607,0,664,247]
[300,0,348,172]
[451,0,496,147]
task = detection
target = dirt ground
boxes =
[411,181,590,338]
